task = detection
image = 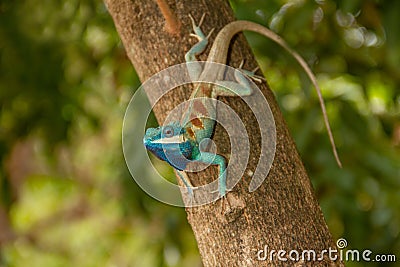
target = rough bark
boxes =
[105,0,344,266]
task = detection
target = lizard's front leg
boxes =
[194,151,227,198]
[185,14,214,81]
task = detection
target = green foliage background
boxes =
[0,0,398,266]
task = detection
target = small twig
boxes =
[155,0,181,35]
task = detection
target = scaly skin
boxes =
[143,15,341,201]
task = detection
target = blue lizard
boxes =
[143,15,341,201]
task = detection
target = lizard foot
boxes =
[237,60,266,83]
[188,13,214,41]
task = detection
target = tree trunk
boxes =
[105,0,344,266]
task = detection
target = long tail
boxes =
[208,21,342,167]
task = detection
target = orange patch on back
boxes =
[190,118,204,129]
[186,127,195,138]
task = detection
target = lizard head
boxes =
[143,122,194,170]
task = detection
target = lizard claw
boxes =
[188,13,195,26]
[198,13,206,27]
[189,13,206,28]
[206,28,215,39]
[238,59,245,69]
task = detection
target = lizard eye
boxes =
[163,126,174,138]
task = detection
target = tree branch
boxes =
[105,0,343,266]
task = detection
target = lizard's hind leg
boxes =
[237,61,266,83]
[213,62,265,97]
